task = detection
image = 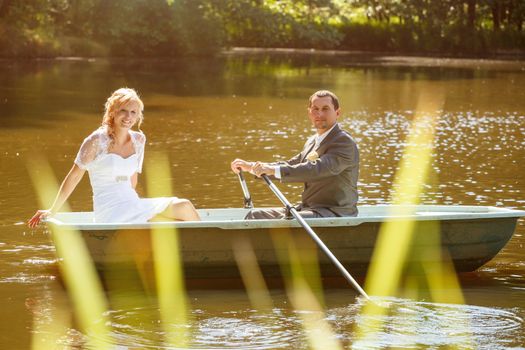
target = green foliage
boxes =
[338,22,415,52]
[0,0,56,57]
[87,0,224,56]
[209,0,342,48]
[0,0,224,57]
[0,0,523,57]
[338,0,525,55]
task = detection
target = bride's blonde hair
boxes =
[102,88,144,145]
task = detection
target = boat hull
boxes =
[76,216,518,279]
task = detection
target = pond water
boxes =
[0,52,524,349]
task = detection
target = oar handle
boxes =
[237,170,254,209]
[261,174,370,301]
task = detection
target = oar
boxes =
[260,174,370,300]
[237,169,254,209]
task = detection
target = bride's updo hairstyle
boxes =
[102,88,144,144]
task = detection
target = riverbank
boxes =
[3,48,524,70]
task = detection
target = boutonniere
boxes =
[306,151,319,162]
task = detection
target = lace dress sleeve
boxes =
[74,131,102,170]
[133,132,146,174]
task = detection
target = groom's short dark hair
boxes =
[308,90,340,110]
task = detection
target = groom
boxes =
[231,90,359,219]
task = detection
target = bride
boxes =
[29,88,200,227]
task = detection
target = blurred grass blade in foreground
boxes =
[146,151,190,347]
[354,88,470,346]
[29,284,72,350]
[365,89,444,297]
[27,155,111,349]
[233,236,274,311]
[272,230,342,350]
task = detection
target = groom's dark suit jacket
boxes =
[276,124,359,217]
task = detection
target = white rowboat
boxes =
[46,205,525,282]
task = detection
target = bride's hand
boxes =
[28,209,52,229]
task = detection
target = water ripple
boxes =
[332,297,524,349]
[97,296,525,349]
[107,307,303,349]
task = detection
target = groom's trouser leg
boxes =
[244,208,330,220]
[244,208,287,219]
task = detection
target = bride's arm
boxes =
[28,164,86,228]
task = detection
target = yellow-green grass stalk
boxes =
[364,90,443,295]
[145,152,189,347]
[232,236,274,311]
[355,89,461,344]
[271,230,342,350]
[417,222,472,349]
[271,230,325,305]
[418,224,465,304]
[397,221,470,349]
[29,284,72,350]
[27,156,111,349]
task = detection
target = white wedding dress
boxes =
[74,127,175,223]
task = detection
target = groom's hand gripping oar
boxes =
[260,174,370,301]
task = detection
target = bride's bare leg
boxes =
[160,198,200,221]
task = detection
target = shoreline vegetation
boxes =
[1,0,524,59]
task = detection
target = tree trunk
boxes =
[0,0,13,19]
[492,1,501,31]
[509,0,523,31]
[467,0,476,30]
